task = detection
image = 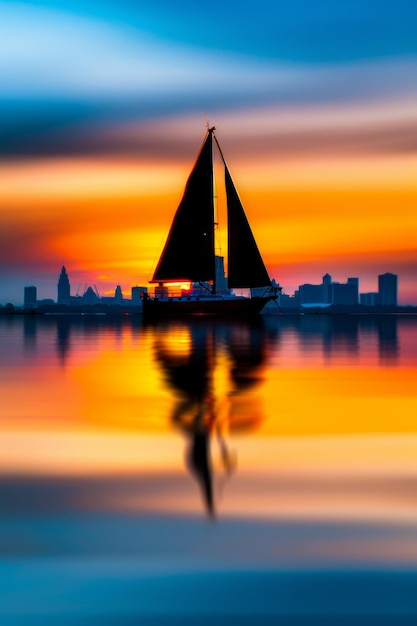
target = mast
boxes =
[208,126,217,294]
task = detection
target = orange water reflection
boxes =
[1,314,417,522]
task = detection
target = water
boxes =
[1,313,417,624]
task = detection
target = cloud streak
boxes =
[2,95,417,161]
[0,5,304,99]
[1,3,416,160]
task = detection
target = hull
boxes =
[142,295,273,320]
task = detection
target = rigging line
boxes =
[212,132,227,168]
[275,299,286,315]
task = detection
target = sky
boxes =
[1,0,417,305]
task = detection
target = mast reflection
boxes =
[152,320,275,517]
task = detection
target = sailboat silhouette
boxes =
[142,127,280,319]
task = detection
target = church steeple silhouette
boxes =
[57,266,71,304]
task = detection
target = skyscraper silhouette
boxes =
[378,273,398,306]
[322,273,332,303]
[57,266,71,304]
[24,286,37,308]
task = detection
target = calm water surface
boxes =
[1,313,417,624]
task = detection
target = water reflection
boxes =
[23,315,37,353]
[21,313,143,364]
[56,316,72,362]
[376,316,399,363]
[13,312,407,368]
[2,312,416,521]
[2,313,417,622]
[151,320,277,516]
[263,314,400,363]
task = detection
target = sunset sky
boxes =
[1,0,416,304]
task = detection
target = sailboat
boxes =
[142,126,280,319]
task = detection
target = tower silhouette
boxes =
[114,285,123,304]
[57,266,71,304]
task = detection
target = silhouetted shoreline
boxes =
[4,303,417,317]
[271,304,417,316]
[0,303,143,316]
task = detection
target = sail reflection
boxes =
[152,320,275,516]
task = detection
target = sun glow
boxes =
[155,281,192,291]
[1,109,417,304]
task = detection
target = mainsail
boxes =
[152,131,215,283]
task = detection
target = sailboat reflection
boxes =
[152,320,273,517]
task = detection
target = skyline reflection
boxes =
[17,312,405,368]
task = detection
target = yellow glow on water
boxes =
[68,332,173,432]
[155,326,192,359]
[263,366,417,436]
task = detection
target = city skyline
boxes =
[1,255,415,306]
[3,263,408,308]
[1,2,416,305]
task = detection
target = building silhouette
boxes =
[298,282,324,305]
[332,277,359,306]
[360,292,379,306]
[114,285,123,304]
[82,286,99,305]
[131,286,147,304]
[295,274,359,307]
[378,273,398,306]
[322,273,332,303]
[57,266,71,304]
[24,286,37,308]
